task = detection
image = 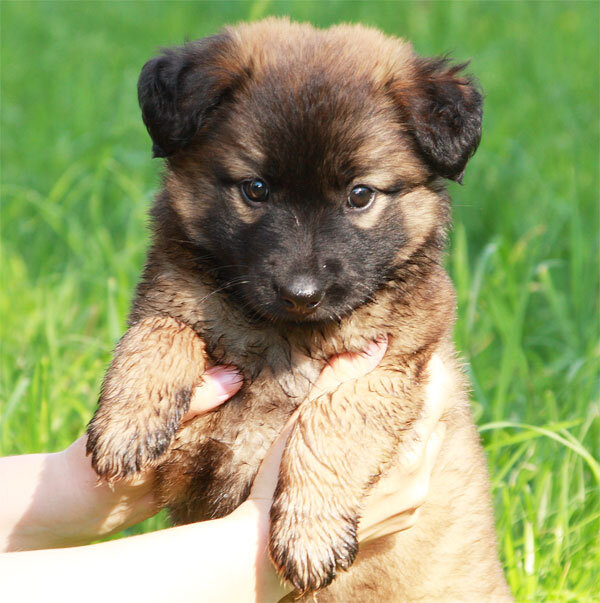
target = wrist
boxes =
[58,436,159,542]
[12,441,110,550]
[3,437,158,551]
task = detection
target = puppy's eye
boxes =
[241,178,269,204]
[348,185,375,210]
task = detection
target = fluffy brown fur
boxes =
[87,19,511,600]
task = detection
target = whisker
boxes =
[197,278,250,306]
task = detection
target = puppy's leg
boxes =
[269,366,421,593]
[87,316,206,479]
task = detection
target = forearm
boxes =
[0,449,78,551]
[0,437,157,551]
[0,501,289,603]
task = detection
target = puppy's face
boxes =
[138,20,482,324]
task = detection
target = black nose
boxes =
[279,276,324,314]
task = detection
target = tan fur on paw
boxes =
[86,315,206,478]
[269,498,359,592]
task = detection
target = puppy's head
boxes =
[139,19,482,324]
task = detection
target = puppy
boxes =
[87,18,511,600]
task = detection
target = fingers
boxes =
[422,354,453,430]
[308,336,388,401]
[358,421,447,544]
[399,353,452,471]
[251,339,389,502]
[250,339,389,503]
[397,421,446,511]
[423,421,446,477]
[183,366,243,422]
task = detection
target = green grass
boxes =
[1,1,598,600]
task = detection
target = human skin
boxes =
[0,341,449,602]
[0,364,244,552]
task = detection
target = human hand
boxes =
[75,365,244,537]
[358,353,452,542]
[73,365,243,538]
[2,366,242,551]
[249,345,450,543]
[248,339,388,503]
[246,342,449,600]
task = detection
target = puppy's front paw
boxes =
[86,386,191,479]
[269,496,358,593]
[86,316,206,479]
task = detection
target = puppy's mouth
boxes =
[259,304,347,326]
[229,279,364,326]
[205,261,372,326]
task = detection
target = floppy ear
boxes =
[138,33,242,158]
[397,57,483,183]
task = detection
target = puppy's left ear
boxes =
[396,57,483,183]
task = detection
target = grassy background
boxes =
[1,1,598,600]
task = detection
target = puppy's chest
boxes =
[202,321,325,402]
[232,343,324,405]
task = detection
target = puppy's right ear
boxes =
[138,33,242,158]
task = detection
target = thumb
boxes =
[183,366,243,422]
[308,336,388,402]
